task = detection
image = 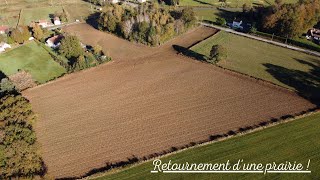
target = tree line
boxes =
[0,75,46,179]
[97,3,196,46]
[242,0,320,38]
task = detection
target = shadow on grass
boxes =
[172,45,207,61]
[0,71,6,80]
[215,7,242,22]
[263,58,320,106]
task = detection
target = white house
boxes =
[0,25,9,34]
[46,35,63,49]
[0,42,11,53]
[232,19,243,29]
[138,0,147,3]
[54,17,61,26]
[110,0,119,3]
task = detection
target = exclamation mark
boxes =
[306,159,310,170]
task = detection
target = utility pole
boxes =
[271,33,274,41]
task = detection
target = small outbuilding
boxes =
[38,19,51,28]
[109,0,119,3]
[54,17,61,26]
[0,42,11,53]
[0,25,9,34]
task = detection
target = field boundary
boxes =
[16,9,22,27]
[83,109,320,180]
[178,43,306,100]
[201,23,320,57]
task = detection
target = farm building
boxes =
[54,17,61,26]
[46,35,64,49]
[38,19,53,28]
[306,28,320,43]
[109,0,119,3]
[0,25,9,34]
[0,42,11,53]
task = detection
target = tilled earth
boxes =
[23,24,316,178]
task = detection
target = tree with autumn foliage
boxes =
[262,0,320,37]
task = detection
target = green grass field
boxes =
[190,31,320,91]
[0,41,66,83]
[194,7,242,23]
[63,3,93,22]
[179,0,298,7]
[95,112,320,179]
[19,6,63,25]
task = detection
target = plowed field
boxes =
[23,24,316,178]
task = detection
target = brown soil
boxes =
[23,24,316,178]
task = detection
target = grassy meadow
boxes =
[0,41,66,83]
[19,6,63,25]
[63,3,93,22]
[0,0,94,28]
[95,112,320,179]
[179,0,298,7]
[194,7,242,23]
[190,31,320,91]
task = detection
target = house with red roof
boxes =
[0,25,9,34]
[46,35,64,49]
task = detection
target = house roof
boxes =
[233,18,242,23]
[39,19,49,23]
[0,25,9,32]
[47,35,64,45]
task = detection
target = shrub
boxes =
[209,44,227,63]
[216,17,226,26]
[10,26,30,44]
[0,78,15,95]
[9,70,37,91]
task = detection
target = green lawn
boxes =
[19,6,63,25]
[95,112,320,179]
[0,41,66,83]
[63,3,93,22]
[190,31,320,91]
[194,7,242,23]
[179,0,298,7]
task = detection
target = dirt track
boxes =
[23,24,316,178]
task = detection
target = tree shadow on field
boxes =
[172,45,206,61]
[85,12,101,29]
[215,8,242,22]
[0,71,6,80]
[263,58,320,107]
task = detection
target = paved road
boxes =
[201,22,320,57]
